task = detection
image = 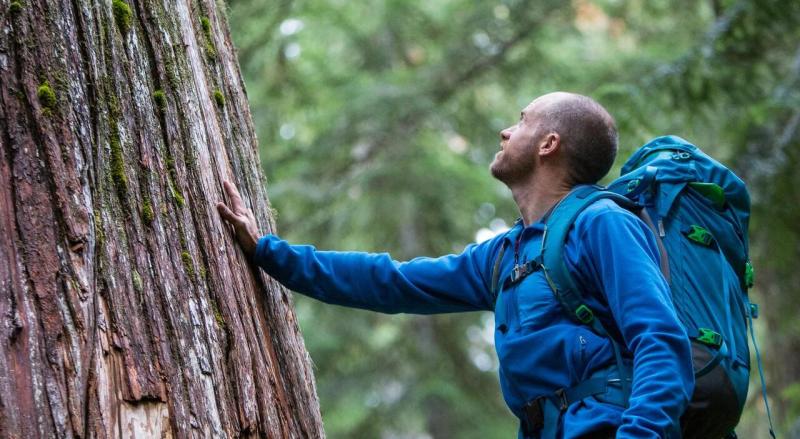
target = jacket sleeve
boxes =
[568,208,694,438]
[252,234,502,314]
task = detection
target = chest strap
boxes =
[503,259,543,290]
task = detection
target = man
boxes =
[217,92,694,438]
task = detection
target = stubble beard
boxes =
[490,151,535,187]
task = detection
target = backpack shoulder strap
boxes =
[491,241,508,299]
[540,185,638,405]
[540,186,637,326]
[490,225,519,301]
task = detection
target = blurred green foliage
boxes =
[227,0,800,436]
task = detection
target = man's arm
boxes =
[569,206,694,438]
[217,181,500,314]
[253,235,499,313]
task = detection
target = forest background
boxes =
[226,0,800,437]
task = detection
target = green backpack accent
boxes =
[688,182,726,210]
[684,225,714,246]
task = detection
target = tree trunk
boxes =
[0,0,323,437]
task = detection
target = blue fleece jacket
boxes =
[253,199,693,438]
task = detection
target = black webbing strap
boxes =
[491,242,508,300]
[502,259,542,290]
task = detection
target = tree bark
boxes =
[0,0,323,437]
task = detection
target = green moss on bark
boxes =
[94,214,105,247]
[107,92,120,118]
[153,90,166,110]
[164,154,185,207]
[212,301,225,328]
[109,120,128,200]
[142,199,154,224]
[112,0,133,34]
[200,16,216,58]
[9,1,23,14]
[37,82,56,115]
[181,251,194,276]
[172,188,185,207]
[132,270,143,292]
[213,89,224,108]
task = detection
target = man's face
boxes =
[490,100,545,185]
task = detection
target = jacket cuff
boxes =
[252,234,273,266]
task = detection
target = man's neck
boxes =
[510,172,573,227]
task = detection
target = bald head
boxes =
[529,92,618,184]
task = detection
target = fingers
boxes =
[216,202,241,226]
[223,180,245,213]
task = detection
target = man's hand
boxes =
[217,180,260,258]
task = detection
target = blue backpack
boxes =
[531,136,773,438]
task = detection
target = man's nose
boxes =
[500,126,513,140]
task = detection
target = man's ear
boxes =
[538,132,561,157]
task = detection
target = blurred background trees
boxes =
[227,0,800,437]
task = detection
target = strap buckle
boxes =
[554,388,568,411]
[522,396,545,432]
[509,260,541,284]
[697,328,723,349]
[684,224,714,246]
[575,304,594,324]
[750,303,760,319]
[626,179,640,193]
[511,264,525,282]
[745,261,755,289]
